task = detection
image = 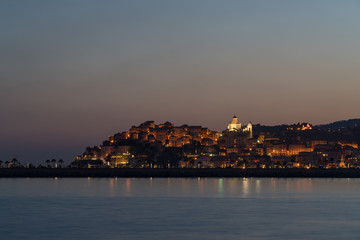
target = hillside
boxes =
[316,119,360,130]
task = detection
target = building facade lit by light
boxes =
[228,116,241,131]
[227,116,253,138]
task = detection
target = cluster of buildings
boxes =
[73,120,220,168]
[72,116,360,169]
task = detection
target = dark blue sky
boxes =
[1,0,360,164]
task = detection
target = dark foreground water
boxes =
[0,178,359,240]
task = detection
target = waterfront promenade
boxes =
[1,168,360,178]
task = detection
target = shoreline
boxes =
[1,168,360,178]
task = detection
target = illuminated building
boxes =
[72,118,360,169]
[228,116,241,131]
[226,116,253,138]
[287,123,313,131]
[106,121,220,150]
[288,145,313,156]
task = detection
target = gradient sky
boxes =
[1,0,360,164]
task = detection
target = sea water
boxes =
[0,178,359,240]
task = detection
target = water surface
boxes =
[0,178,359,240]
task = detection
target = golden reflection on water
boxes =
[125,178,132,196]
[242,178,249,197]
[295,178,313,193]
[197,177,204,195]
[108,177,315,198]
[255,179,261,194]
[286,180,290,192]
[109,179,115,197]
[271,178,277,192]
[218,178,224,197]
[285,178,313,193]
[227,178,238,196]
[149,177,153,190]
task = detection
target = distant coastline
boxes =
[1,168,360,178]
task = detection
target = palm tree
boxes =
[58,159,64,168]
[11,158,18,168]
[5,161,10,168]
[51,159,57,168]
[45,159,51,168]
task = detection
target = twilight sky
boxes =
[1,0,360,164]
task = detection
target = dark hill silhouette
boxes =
[316,119,360,130]
[253,119,360,133]
[252,119,360,144]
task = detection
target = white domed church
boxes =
[227,116,253,138]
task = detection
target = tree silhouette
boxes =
[58,159,64,168]
[5,161,10,168]
[45,160,51,168]
[51,159,56,168]
[11,158,18,168]
[0,160,2,168]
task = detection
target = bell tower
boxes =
[246,122,253,138]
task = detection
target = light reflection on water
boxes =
[1,178,360,240]
[92,178,319,199]
[218,178,223,197]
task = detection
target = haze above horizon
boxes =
[1,0,360,163]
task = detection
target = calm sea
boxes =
[0,178,359,240]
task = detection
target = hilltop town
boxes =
[71,117,360,169]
